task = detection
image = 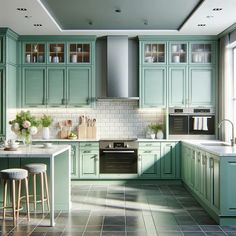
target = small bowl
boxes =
[44,143,52,148]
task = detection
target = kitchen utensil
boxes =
[92,119,97,138]
[78,116,87,139]
[67,120,72,136]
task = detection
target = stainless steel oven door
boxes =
[100,149,138,174]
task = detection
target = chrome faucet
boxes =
[218,119,235,147]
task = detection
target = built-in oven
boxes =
[99,140,138,174]
[169,107,215,138]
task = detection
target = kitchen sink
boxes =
[200,142,229,147]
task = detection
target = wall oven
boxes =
[99,139,138,174]
[169,107,215,139]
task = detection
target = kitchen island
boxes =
[182,140,236,226]
[0,144,71,226]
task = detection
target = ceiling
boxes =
[0,0,235,36]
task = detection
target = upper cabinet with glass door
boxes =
[143,42,166,64]
[169,42,187,64]
[48,43,65,64]
[190,42,215,64]
[24,43,45,64]
[68,43,90,64]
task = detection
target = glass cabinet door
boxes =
[191,43,212,64]
[69,43,90,63]
[170,43,187,64]
[48,43,65,63]
[144,43,165,64]
[24,43,45,63]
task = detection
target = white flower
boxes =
[30,126,38,135]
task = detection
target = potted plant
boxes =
[41,114,53,140]
[148,123,164,139]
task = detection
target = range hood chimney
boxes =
[97,36,139,100]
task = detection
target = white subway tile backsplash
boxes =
[7,101,165,139]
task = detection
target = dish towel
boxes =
[198,117,203,130]
[202,116,211,131]
[193,117,199,130]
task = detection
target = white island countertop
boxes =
[0,144,70,157]
[182,140,236,157]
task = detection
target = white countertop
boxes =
[32,138,99,142]
[182,140,236,157]
[0,144,70,157]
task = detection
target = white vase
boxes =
[156,130,164,139]
[150,133,155,139]
[42,127,50,140]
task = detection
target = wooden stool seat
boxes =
[0,168,30,226]
[24,163,50,213]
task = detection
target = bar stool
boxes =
[0,168,30,226]
[24,163,50,213]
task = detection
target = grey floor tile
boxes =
[180,225,202,232]
[83,232,101,236]
[85,225,102,231]
[101,232,126,236]
[200,225,223,232]
[226,233,236,236]
[156,225,181,232]
[157,232,183,236]
[183,233,205,236]
[103,216,125,225]
[103,225,125,231]
[204,232,227,236]
[126,231,147,236]
[221,226,236,232]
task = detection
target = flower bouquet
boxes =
[9,110,41,145]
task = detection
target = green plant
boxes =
[41,114,53,127]
[148,123,163,133]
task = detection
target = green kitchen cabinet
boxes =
[168,66,187,107]
[189,66,215,107]
[140,67,166,108]
[22,67,46,107]
[0,68,5,139]
[141,41,166,65]
[57,141,79,179]
[0,36,3,64]
[190,42,215,65]
[67,67,91,107]
[23,43,46,64]
[160,142,179,179]
[169,42,188,64]
[138,142,161,178]
[47,67,66,107]
[79,142,99,179]
[19,36,96,108]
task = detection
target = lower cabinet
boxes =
[139,141,179,179]
[0,68,5,139]
[79,142,99,179]
[138,142,161,178]
[181,143,221,222]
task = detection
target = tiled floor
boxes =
[1,181,236,236]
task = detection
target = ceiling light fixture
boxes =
[16,8,27,11]
[206,15,214,18]
[212,8,222,11]
[197,24,206,27]
[33,24,42,27]
[115,9,121,13]
[25,15,32,19]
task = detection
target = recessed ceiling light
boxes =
[25,15,32,19]
[16,8,27,11]
[206,15,214,18]
[33,24,42,27]
[197,24,206,27]
[115,9,121,13]
[213,8,222,11]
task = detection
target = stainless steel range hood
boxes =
[97,36,139,100]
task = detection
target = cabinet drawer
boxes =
[80,149,99,154]
[139,148,160,155]
[79,142,99,148]
[139,142,160,148]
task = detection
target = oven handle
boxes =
[102,150,135,153]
